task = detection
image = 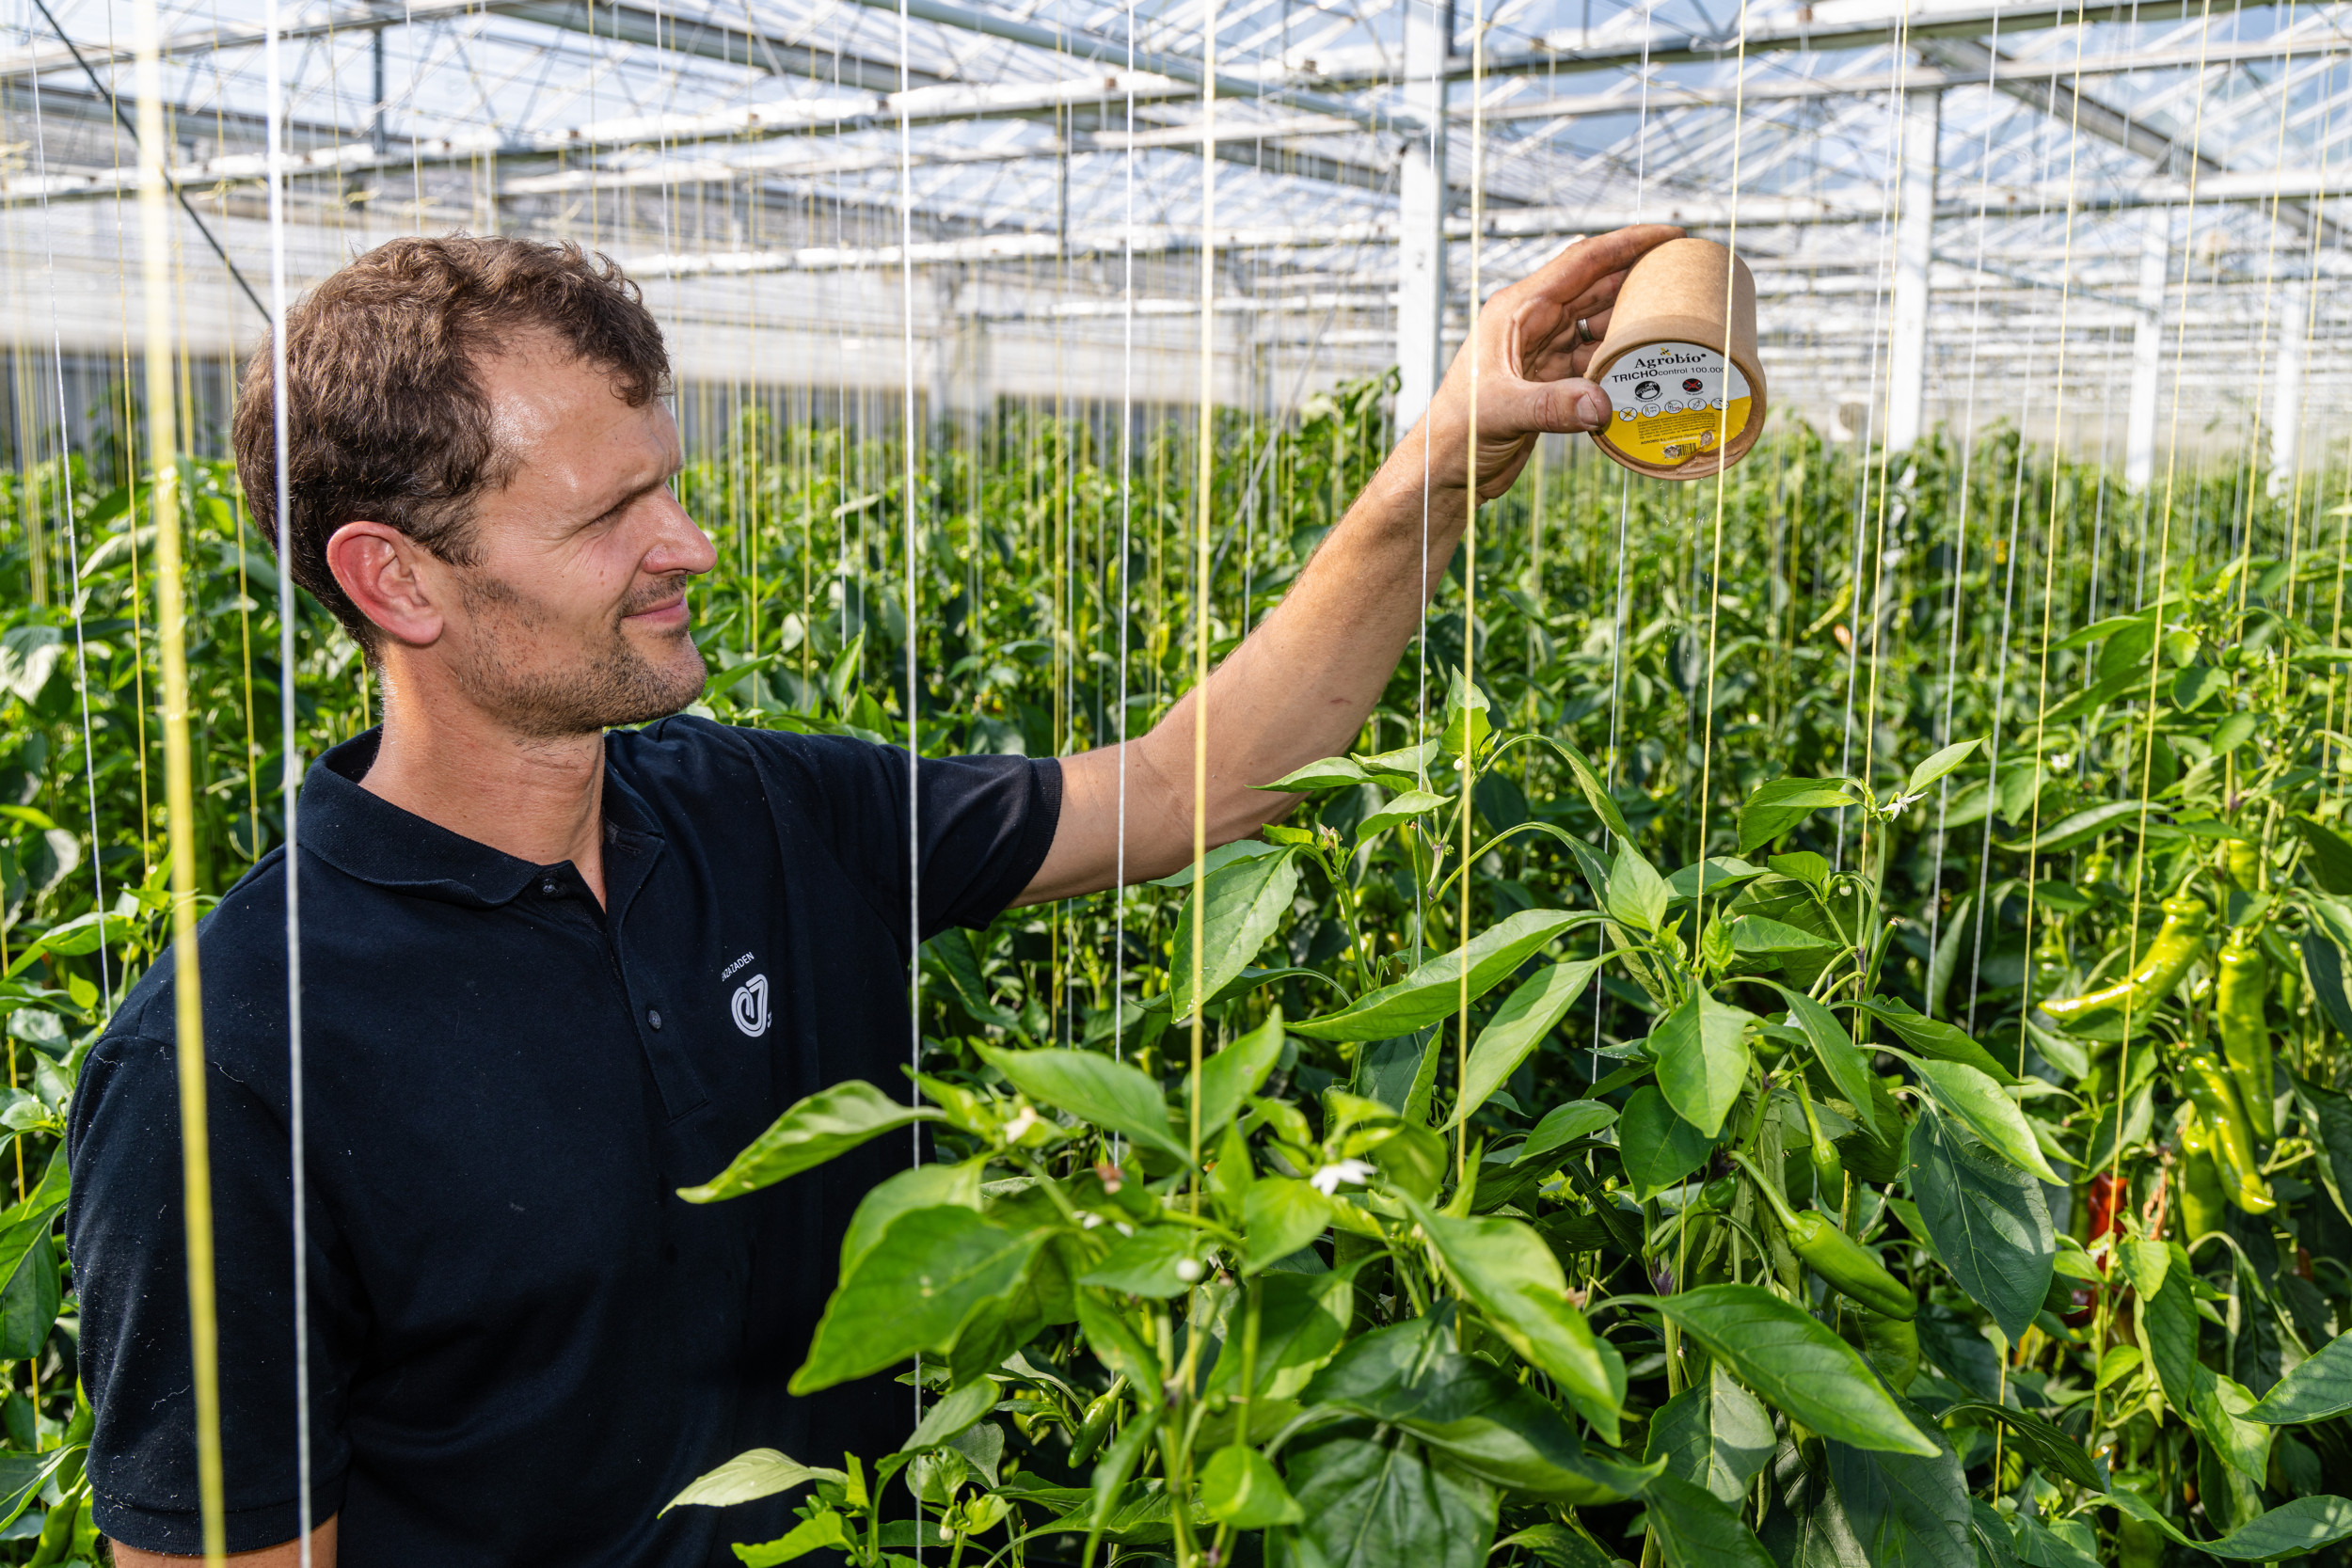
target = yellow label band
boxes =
[1597,341,1753,467]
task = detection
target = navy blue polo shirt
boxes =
[67,718,1059,1563]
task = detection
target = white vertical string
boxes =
[898,0,925,1460]
[1593,0,1657,1077]
[1924,1,2004,998]
[261,0,312,1556]
[1112,0,1136,1072]
[1410,0,1437,967]
[27,27,113,1011]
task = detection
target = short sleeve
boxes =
[67,1030,362,1554]
[733,728,1061,945]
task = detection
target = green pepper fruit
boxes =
[2175,1052,2275,1214]
[2040,895,2209,1033]
[2215,927,2276,1142]
[2116,1518,2167,1568]
[2175,1106,2227,1242]
[1069,1382,1124,1467]
[2223,838,2262,893]
[1731,1151,1915,1320]
[1793,1077,1843,1210]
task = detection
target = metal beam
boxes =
[0,71,1197,203]
[0,0,936,92]
[2124,214,2168,486]
[1470,34,2352,123]
[2270,281,2309,494]
[1393,0,1447,430]
[1884,87,1938,451]
[1317,0,2267,86]
[618,161,2352,277]
[1300,0,2261,86]
[1919,36,2343,246]
[504,0,943,91]
[831,0,1411,131]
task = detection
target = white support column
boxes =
[1392,0,1450,435]
[2124,215,2168,490]
[2271,282,2307,498]
[1883,87,1940,453]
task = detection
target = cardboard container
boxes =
[1586,238,1768,481]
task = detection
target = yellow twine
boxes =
[135,0,226,1549]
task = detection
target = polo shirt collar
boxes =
[299,728,663,908]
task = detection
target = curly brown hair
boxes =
[232,233,671,651]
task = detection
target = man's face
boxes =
[437,332,716,738]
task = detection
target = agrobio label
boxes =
[1596,341,1754,468]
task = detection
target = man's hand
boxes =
[111,1517,338,1568]
[1416,223,1686,501]
[1019,225,1685,903]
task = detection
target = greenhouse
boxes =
[4,0,2352,1560]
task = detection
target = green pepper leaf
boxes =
[679,1081,944,1203]
[1078,1224,1202,1298]
[1242,1178,1337,1274]
[1169,847,1302,1020]
[1905,1110,2056,1347]
[840,1158,986,1278]
[1820,1418,1976,1568]
[2099,1488,2352,1560]
[1896,1055,2061,1182]
[661,1449,848,1513]
[1445,959,1603,1130]
[2245,1330,2352,1424]
[1202,1444,1305,1528]
[1940,1400,2100,1489]
[1737,777,1857,856]
[1277,1426,1498,1568]
[1617,1086,1713,1202]
[1621,1285,1938,1456]
[1403,1198,1626,1445]
[1649,990,1756,1140]
[1605,842,1673,933]
[791,1207,1050,1393]
[1289,911,1591,1041]
[1644,1468,1780,1568]
[1518,1101,1619,1167]
[1764,983,1880,1124]
[1645,1362,1775,1504]
[1197,1010,1289,1140]
[977,1045,1190,1162]
[1853,997,2022,1085]
[1906,738,1982,798]
[1204,1264,1357,1399]
[1256,755,1370,793]
[1303,1317,1654,1504]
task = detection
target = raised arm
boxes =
[1018,223,1685,903]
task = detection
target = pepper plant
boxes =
[665,621,2352,1568]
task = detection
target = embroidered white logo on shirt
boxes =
[732,974,771,1037]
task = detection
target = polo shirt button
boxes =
[541,879,558,896]
[648,1009,663,1031]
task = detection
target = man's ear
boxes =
[326,521,445,649]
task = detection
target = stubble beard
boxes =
[451,569,707,739]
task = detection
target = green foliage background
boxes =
[5,374,2352,1564]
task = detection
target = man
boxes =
[69,221,1677,1565]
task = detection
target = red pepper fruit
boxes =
[2065,1172,2124,1325]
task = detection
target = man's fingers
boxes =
[1509,224,1686,312]
[1528,304,1618,382]
[1491,374,1611,436]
